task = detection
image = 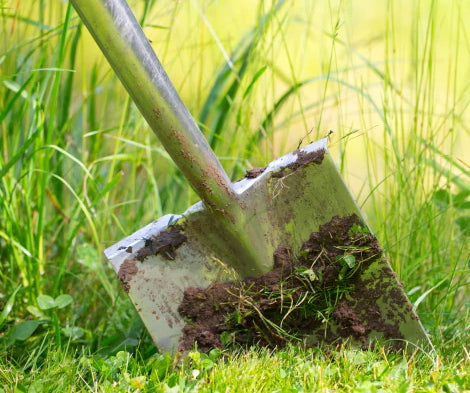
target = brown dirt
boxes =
[242,147,324,180]
[178,214,410,352]
[272,148,325,178]
[117,225,187,293]
[136,225,187,261]
[117,258,138,293]
[245,167,266,179]
[117,245,133,253]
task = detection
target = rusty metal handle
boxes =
[70,0,236,210]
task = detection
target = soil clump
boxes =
[245,167,266,179]
[178,214,409,352]
[244,147,325,180]
[136,225,187,261]
[272,148,325,178]
[117,258,138,293]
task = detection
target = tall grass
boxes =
[0,0,468,387]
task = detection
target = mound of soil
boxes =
[177,214,408,352]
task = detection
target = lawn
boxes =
[0,0,469,391]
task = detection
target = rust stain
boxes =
[201,180,214,195]
[172,128,185,144]
[153,108,162,120]
[167,317,174,329]
[203,161,233,197]
[214,208,234,221]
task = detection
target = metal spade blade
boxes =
[71,0,432,353]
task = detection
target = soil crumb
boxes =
[136,225,187,261]
[245,167,266,179]
[178,214,410,352]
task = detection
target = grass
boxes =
[1,343,469,392]
[0,0,469,391]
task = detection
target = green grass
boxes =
[1,343,469,392]
[0,0,469,391]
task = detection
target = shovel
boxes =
[71,0,432,353]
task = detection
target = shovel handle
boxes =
[70,0,236,210]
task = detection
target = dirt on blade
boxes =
[117,258,138,293]
[272,148,325,178]
[178,214,411,352]
[244,148,324,180]
[245,167,266,179]
[136,225,187,261]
